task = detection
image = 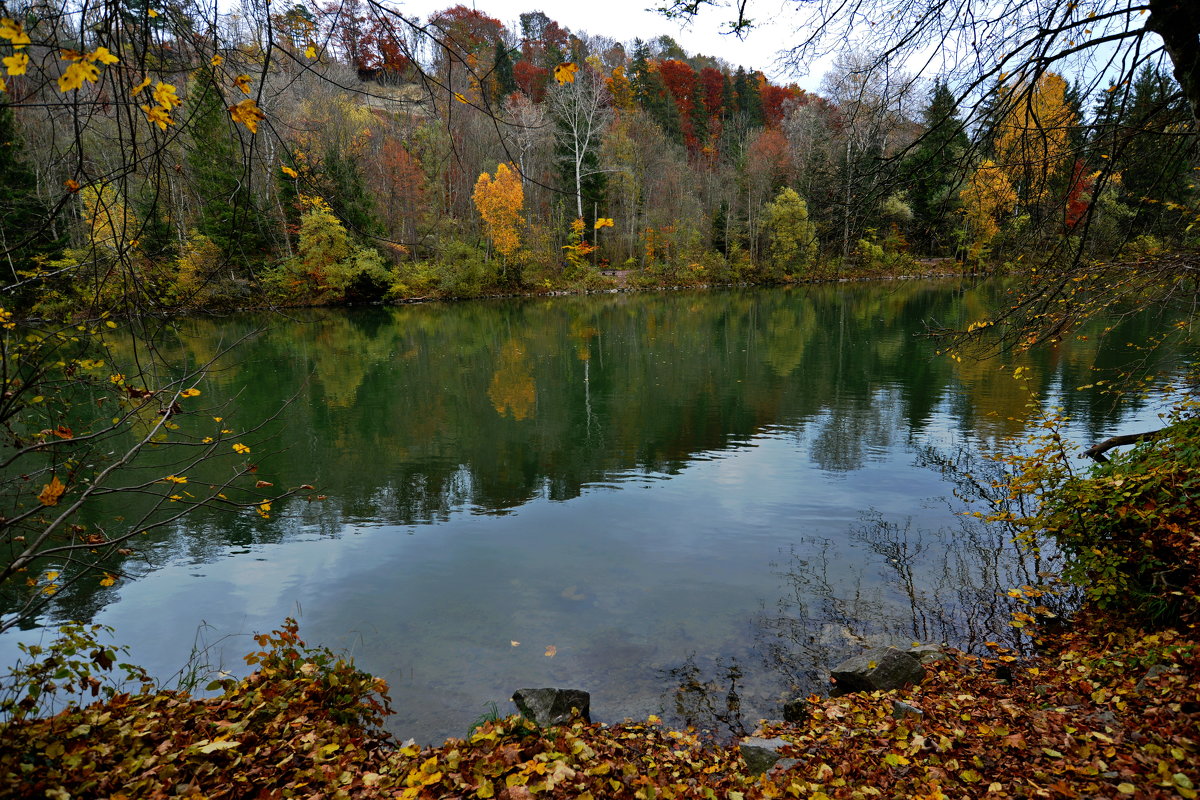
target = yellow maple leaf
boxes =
[59,49,84,62]
[0,18,31,48]
[88,46,119,65]
[131,75,151,95]
[232,442,251,454]
[228,99,264,134]
[180,387,200,398]
[304,45,316,59]
[100,573,117,587]
[210,53,223,67]
[152,81,181,109]
[3,53,28,76]
[233,74,252,94]
[281,165,298,178]
[140,103,172,130]
[57,61,99,92]
[38,476,66,506]
[593,217,614,229]
[554,62,578,85]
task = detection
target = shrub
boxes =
[1037,414,1200,625]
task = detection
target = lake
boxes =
[1,280,1188,743]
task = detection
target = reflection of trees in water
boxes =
[652,440,1082,737]
[648,510,1067,739]
[28,284,1174,630]
[757,512,1067,691]
[660,654,749,740]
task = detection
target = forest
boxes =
[0,0,1195,313]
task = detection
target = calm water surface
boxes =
[2,281,1189,742]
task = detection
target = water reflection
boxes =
[1,280,1190,743]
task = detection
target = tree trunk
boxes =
[1146,0,1200,124]
[1083,430,1161,463]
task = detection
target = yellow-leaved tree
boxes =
[960,160,1019,259]
[993,73,1076,212]
[473,162,525,264]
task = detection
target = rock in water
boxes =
[511,688,591,727]
[739,736,789,776]
[782,697,810,724]
[830,647,925,694]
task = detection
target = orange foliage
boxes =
[761,84,803,127]
[472,162,525,258]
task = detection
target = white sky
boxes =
[394,0,834,90]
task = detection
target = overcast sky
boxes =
[393,0,834,90]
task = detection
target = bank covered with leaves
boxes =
[3,414,1199,799]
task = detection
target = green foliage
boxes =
[0,103,62,290]
[388,241,502,300]
[1038,414,1200,625]
[266,199,390,304]
[902,80,969,256]
[761,187,818,279]
[977,388,1200,628]
[170,233,224,307]
[1,622,151,722]
[185,66,269,265]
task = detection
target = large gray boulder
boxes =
[511,688,591,727]
[830,647,925,694]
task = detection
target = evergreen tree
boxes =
[629,39,653,106]
[321,146,383,238]
[0,103,62,286]
[184,66,269,265]
[733,67,764,127]
[716,73,731,119]
[629,40,683,144]
[1121,65,1195,218]
[973,77,1008,158]
[491,40,517,101]
[1064,78,1087,154]
[902,79,970,255]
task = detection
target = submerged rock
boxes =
[907,644,947,665]
[830,647,925,694]
[782,697,811,724]
[739,736,789,776]
[511,688,591,727]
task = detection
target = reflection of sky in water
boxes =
[1,284,1191,743]
[0,409,1006,742]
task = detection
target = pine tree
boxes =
[184,66,269,265]
[1121,65,1195,221]
[492,40,517,102]
[734,68,764,127]
[902,79,970,255]
[321,146,383,238]
[0,103,61,287]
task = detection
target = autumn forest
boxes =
[0,0,1195,313]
